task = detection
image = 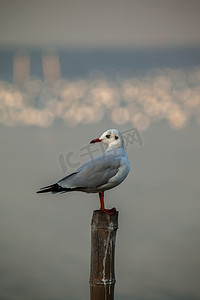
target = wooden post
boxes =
[90,210,118,300]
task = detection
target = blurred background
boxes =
[0,1,200,299]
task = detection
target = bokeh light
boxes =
[0,63,200,130]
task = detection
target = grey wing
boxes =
[57,155,121,189]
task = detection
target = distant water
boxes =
[0,46,200,130]
[1,46,200,81]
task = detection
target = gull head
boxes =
[90,129,124,149]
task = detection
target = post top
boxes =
[91,210,118,230]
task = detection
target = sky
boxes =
[1,0,200,48]
[0,1,200,300]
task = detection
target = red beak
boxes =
[90,138,102,144]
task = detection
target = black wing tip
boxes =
[37,185,87,194]
[36,183,62,194]
[36,183,80,194]
[36,189,50,194]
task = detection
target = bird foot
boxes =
[102,207,116,215]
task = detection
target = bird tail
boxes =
[36,183,67,194]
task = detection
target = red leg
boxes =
[98,191,116,215]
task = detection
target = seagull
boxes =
[37,129,130,214]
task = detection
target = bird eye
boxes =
[106,134,111,139]
[115,136,118,140]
